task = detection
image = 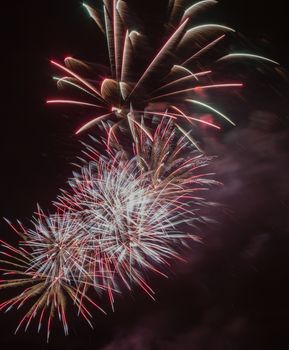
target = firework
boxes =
[47,0,277,144]
[0,129,217,338]
[1,0,278,340]
[0,209,106,341]
[133,116,218,188]
[54,124,217,301]
[56,153,186,299]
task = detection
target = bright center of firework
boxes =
[111,106,122,114]
[59,158,186,277]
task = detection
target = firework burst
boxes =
[0,132,217,338]
[0,209,106,340]
[0,0,278,341]
[47,0,277,144]
[54,125,218,300]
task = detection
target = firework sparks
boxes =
[0,210,106,340]
[0,0,279,341]
[1,133,217,338]
[57,157,184,294]
[47,0,277,142]
[54,121,217,294]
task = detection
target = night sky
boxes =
[1,1,289,349]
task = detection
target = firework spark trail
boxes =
[0,126,217,338]
[46,0,277,141]
[56,154,195,295]
[0,210,107,340]
[61,121,218,286]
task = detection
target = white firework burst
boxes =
[56,150,212,300]
[0,209,106,340]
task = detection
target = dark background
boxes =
[1,1,289,349]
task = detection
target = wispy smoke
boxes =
[99,110,289,350]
